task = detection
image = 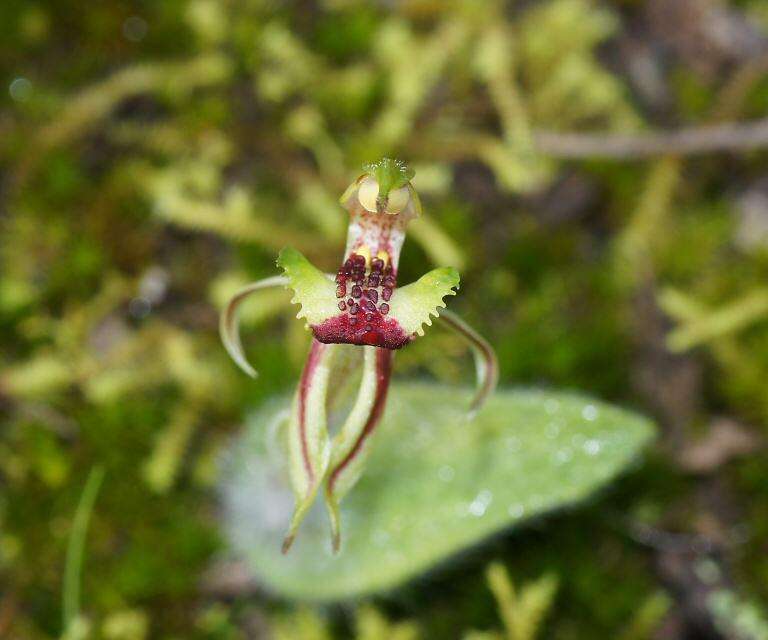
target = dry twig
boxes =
[533,118,768,159]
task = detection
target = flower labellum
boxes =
[221,158,498,553]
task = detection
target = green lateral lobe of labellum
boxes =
[388,267,460,337]
[220,383,655,601]
[277,247,339,326]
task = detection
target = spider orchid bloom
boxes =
[221,159,498,554]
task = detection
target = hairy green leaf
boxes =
[221,383,654,600]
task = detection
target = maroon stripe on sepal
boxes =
[327,348,392,492]
[297,339,327,482]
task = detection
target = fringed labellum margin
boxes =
[220,158,498,553]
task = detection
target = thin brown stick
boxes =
[533,118,768,160]
[711,53,768,122]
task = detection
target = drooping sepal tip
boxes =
[325,491,342,553]
[282,497,316,555]
[281,533,295,555]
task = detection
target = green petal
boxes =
[220,275,290,378]
[436,309,499,417]
[277,247,339,327]
[387,267,460,337]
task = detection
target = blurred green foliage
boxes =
[2,0,768,637]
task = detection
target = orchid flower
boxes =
[221,158,498,553]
